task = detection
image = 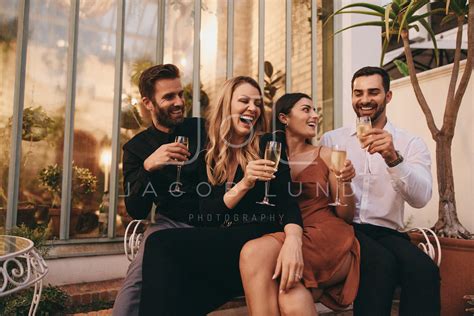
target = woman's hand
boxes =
[272,234,304,293]
[241,159,277,189]
[338,159,356,183]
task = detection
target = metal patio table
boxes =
[0,235,48,315]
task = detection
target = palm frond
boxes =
[332,21,387,37]
[325,3,390,27]
[398,0,416,40]
[409,8,447,23]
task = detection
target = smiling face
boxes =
[280,97,318,139]
[143,78,185,132]
[352,74,392,126]
[229,82,263,143]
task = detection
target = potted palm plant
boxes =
[327,1,473,314]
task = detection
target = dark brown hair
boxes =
[138,64,181,101]
[351,66,390,93]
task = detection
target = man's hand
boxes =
[272,234,304,293]
[143,142,190,172]
[361,129,397,163]
[241,159,276,189]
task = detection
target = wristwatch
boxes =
[386,150,404,167]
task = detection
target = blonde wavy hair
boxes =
[205,76,267,185]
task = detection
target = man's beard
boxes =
[153,101,184,128]
[355,100,386,123]
[370,101,386,123]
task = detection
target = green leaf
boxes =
[394,59,410,77]
[325,3,391,27]
[409,24,420,32]
[331,10,385,18]
[406,0,431,17]
[264,61,273,77]
[385,3,393,41]
[380,37,391,66]
[448,0,461,13]
[333,21,387,37]
[418,18,439,66]
[398,0,415,41]
[409,8,448,23]
[440,13,457,25]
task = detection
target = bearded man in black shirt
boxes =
[112,64,205,316]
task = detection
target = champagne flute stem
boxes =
[176,166,182,189]
[364,150,368,175]
[264,181,270,201]
[335,176,341,204]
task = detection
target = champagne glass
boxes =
[356,116,372,175]
[257,141,282,206]
[169,136,189,194]
[329,144,347,206]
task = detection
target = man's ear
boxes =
[386,90,393,104]
[143,97,153,111]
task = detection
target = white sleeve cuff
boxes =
[386,161,411,180]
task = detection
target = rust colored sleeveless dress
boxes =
[268,147,360,310]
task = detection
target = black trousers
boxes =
[353,223,441,316]
[139,223,280,316]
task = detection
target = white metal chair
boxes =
[402,227,442,267]
[123,219,148,261]
[123,204,156,261]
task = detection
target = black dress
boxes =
[139,133,303,316]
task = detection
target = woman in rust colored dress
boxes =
[240,93,360,315]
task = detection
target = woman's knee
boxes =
[240,237,278,276]
[278,285,315,316]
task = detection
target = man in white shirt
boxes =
[320,66,440,316]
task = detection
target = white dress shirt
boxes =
[320,121,432,230]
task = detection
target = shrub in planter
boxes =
[0,285,70,316]
[38,163,98,237]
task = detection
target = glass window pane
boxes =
[117,0,159,237]
[264,0,286,109]
[320,0,334,134]
[233,0,258,80]
[200,0,227,116]
[17,0,68,238]
[73,0,117,239]
[163,0,194,116]
[291,0,312,96]
[0,0,19,234]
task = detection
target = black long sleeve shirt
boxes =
[122,118,206,223]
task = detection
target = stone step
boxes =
[59,278,398,315]
[60,278,122,314]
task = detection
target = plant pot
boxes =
[48,207,81,238]
[410,233,474,316]
[17,202,36,229]
[75,211,99,234]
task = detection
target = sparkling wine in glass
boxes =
[257,141,281,206]
[356,116,372,175]
[329,144,347,206]
[169,136,189,194]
